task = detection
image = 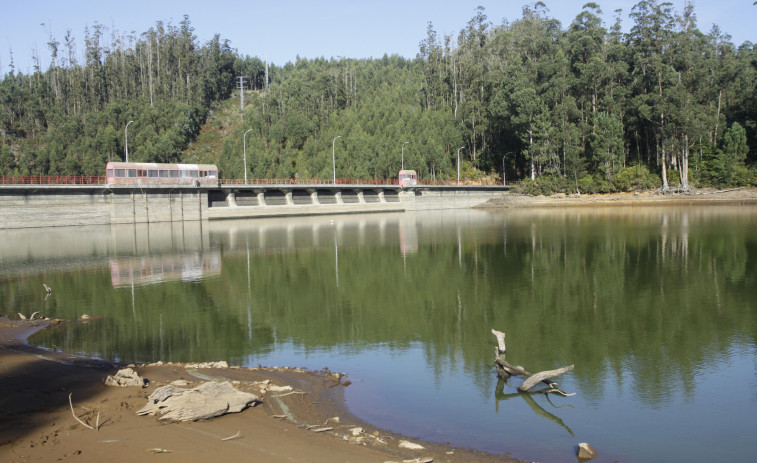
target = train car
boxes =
[106,162,219,186]
[398,169,417,188]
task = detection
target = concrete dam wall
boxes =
[0,185,510,229]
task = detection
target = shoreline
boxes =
[474,186,757,208]
[0,319,514,463]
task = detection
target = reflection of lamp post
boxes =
[332,135,342,185]
[401,141,409,170]
[243,128,253,184]
[456,146,465,185]
[125,120,134,162]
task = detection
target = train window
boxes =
[159,170,169,178]
[115,169,125,177]
[208,170,217,178]
[138,169,147,177]
[190,170,199,178]
[169,170,179,178]
[148,170,159,178]
[127,169,137,177]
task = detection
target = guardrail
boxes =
[0,175,106,185]
[0,175,517,187]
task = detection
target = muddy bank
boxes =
[0,319,514,463]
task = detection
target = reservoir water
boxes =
[2,206,756,462]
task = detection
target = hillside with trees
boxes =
[1,1,755,192]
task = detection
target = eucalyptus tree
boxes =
[627,0,677,190]
[502,3,562,180]
[455,6,490,164]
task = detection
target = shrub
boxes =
[516,178,544,196]
[613,165,660,191]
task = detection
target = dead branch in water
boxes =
[491,329,575,395]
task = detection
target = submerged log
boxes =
[491,328,575,395]
[518,365,574,392]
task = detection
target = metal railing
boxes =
[0,175,106,185]
[0,174,516,187]
[219,177,401,186]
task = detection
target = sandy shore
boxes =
[0,319,511,463]
[2,187,755,463]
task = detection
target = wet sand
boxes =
[0,319,512,463]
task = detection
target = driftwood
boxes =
[68,393,107,430]
[137,381,258,421]
[491,329,575,395]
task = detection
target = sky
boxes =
[1,0,754,75]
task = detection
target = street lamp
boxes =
[502,152,513,186]
[332,135,342,185]
[456,146,465,185]
[243,128,253,184]
[401,141,409,171]
[125,120,134,162]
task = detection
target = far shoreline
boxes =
[474,187,757,209]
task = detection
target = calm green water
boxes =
[2,207,756,462]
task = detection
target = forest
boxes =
[0,1,755,193]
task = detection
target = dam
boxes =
[0,183,512,229]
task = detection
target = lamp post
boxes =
[332,135,342,185]
[401,141,409,171]
[125,120,134,162]
[456,146,465,185]
[243,128,253,184]
[502,151,514,185]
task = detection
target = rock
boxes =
[137,381,258,422]
[267,384,293,393]
[577,442,597,461]
[105,368,146,388]
[184,361,229,369]
[398,440,425,450]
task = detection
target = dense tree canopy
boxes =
[1,2,755,191]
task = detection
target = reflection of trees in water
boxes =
[16,208,757,406]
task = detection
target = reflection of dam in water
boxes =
[0,210,511,281]
[109,253,221,287]
[0,221,213,280]
[204,212,492,256]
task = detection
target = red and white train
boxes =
[106,162,219,186]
